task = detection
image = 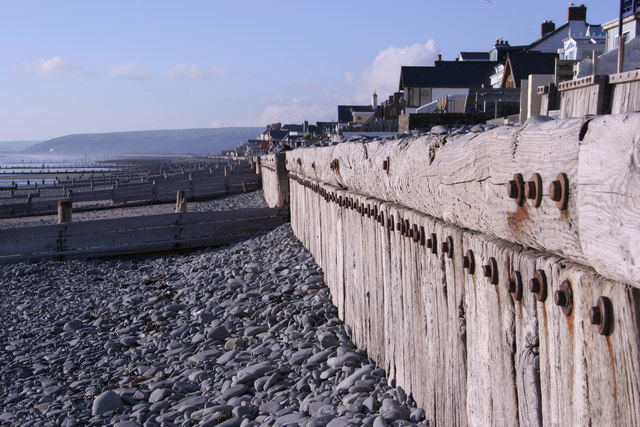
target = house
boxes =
[398,57,497,114]
[525,5,598,53]
[602,1,640,53]
[559,25,605,61]
[337,105,375,124]
[500,52,559,88]
[337,93,379,127]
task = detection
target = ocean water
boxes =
[0,153,114,186]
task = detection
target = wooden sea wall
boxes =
[261,113,640,426]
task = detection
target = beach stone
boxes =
[221,384,249,400]
[63,320,85,333]
[235,361,274,383]
[92,390,124,416]
[207,325,231,340]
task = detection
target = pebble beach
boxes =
[0,191,427,426]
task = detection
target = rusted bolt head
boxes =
[462,250,475,274]
[529,269,547,302]
[507,180,519,199]
[529,277,540,293]
[427,233,437,254]
[524,181,536,199]
[590,296,613,336]
[482,257,498,284]
[554,280,573,315]
[507,271,523,301]
[382,160,388,170]
[549,180,562,201]
[441,236,454,258]
[419,226,426,246]
[482,265,491,277]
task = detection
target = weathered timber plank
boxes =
[538,263,640,426]
[577,113,640,287]
[464,232,519,425]
[284,113,640,287]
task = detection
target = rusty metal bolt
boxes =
[427,233,437,254]
[419,226,426,246]
[412,225,419,242]
[548,172,569,210]
[507,271,523,301]
[529,269,548,302]
[441,236,454,258]
[462,250,475,274]
[382,159,389,171]
[404,219,411,237]
[482,257,498,285]
[549,181,561,200]
[296,158,302,166]
[554,280,573,315]
[396,220,402,231]
[525,173,543,207]
[590,296,614,336]
[507,173,525,206]
[507,180,519,199]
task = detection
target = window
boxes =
[408,88,419,107]
[419,88,432,106]
[407,87,432,107]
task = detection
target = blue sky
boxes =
[0,0,615,141]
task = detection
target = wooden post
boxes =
[175,190,187,212]
[26,194,32,205]
[152,181,157,202]
[57,200,72,223]
[224,166,230,177]
[242,181,247,193]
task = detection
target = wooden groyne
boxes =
[260,113,640,426]
[0,207,288,263]
[0,159,259,218]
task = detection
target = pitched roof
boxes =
[526,22,569,50]
[399,61,498,89]
[502,52,558,87]
[282,124,304,132]
[337,105,373,123]
[458,52,491,61]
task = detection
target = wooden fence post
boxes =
[175,190,187,212]
[57,200,72,223]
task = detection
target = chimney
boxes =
[568,5,586,21]
[541,20,556,37]
[437,54,442,61]
[372,91,378,110]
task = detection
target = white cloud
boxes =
[355,40,439,102]
[168,64,207,79]
[109,62,151,80]
[344,71,353,84]
[167,64,227,79]
[36,57,91,76]
[257,94,337,125]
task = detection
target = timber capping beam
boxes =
[279,113,640,288]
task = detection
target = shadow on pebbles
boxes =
[0,224,428,427]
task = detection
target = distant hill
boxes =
[23,128,264,155]
[0,141,42,152]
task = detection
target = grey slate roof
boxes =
[505,52,558,86]
[399,61,498,89]
[458,52,491,61]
